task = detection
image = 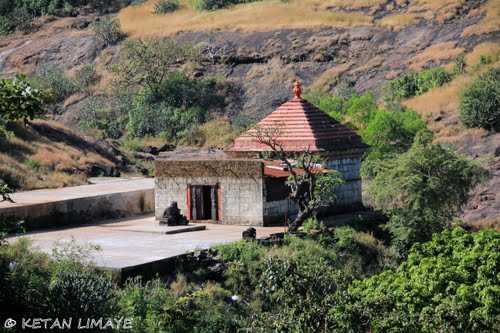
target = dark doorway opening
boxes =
[190,185,219,221]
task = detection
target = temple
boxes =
[155,81,368,226]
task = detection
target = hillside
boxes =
[0,0,499,223]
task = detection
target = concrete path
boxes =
[0,178,153,208]
[0,178,155,230]
[8,216,286,269]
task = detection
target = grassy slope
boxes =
[118,0,498,37]
[0,121,120,191]
[403,42,500,147]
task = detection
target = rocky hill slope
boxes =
[0,0,499,222]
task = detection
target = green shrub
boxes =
[153,0,179,13]
[0,181,13,203]
[251,254,351,332]
[127,73,224,139]
[348,228,500,332]
[387,71,419,99]
[118,278,244,333]
[189,0,260,11]
[93,17,125,46]
[387,67,453,100]
[366,131,488,257]
[362,108,426,154]
[74,64,99,92]
[0,75,47,127]
[459,67,500,131]
[49,269,115,320]
[0,239,52,320]
[416,67,453,95]
[24,159,41,171]
[30,66,76,102]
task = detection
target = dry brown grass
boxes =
[199,118,238,148]
[377,13,420,30]
[408,42,465,70]
[465,42,500,67]
[310,62,353,92]
[462,0,500,37]
[403,46,500,145]
[466,217,500,231]
[0,120,117,190]
[376,0,468,29]
[118,0,373,37]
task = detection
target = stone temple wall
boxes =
[155,159,265,226]
[327,157,363,206]
[155,176,264,226]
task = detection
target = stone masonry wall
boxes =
[327,157,363,206]
[155,176,264,226]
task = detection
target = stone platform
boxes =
[7,215,285,282]
[0,178,154,230]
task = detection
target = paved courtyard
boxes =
[8,215,285,269]
[0,177,153,209]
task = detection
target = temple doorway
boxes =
[189,185,219,221]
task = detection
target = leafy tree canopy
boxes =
[349,228,500,333]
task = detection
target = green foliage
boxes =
[308,91,426,162]
[349,228,500,332]
[0,0,133,34]
[0,181,13,203]
[80,95,126,139]
[92,17,126,46]
[366,131,488,256]
[49,269,115,320]
[459,67,500,131]
[127,72,225,139]
[0,75,47,135]
[387,67,453,100]
[24,159,41,171]
[362,108,426,154]
[153,0,179,13]
[251,254,351,333]
[74,64,99,92]
[189,0,261,11]
[454,53,466,75]
[118,278,244,333]
[114,38,199,94]
[344,92,378,129]
[30,66,77,102]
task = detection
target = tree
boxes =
[366,131,487,256]
[0,75,47,138]
[113,38,200,96]
[0,182,13,203]
[253,125,344,232]
[459,67,500,131]
[347,228,500,333]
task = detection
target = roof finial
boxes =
[293,80,302,99]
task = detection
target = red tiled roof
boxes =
[228,96,368,153]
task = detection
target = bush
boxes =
[459,67,500,131]
[30,66,76,102]
[387,67,453,100]
[362,108,426,154]
[189,0,260,11]
[0,75,47,129]
[153,0,179,13]
[74,64,99,92]
[366,131,488,257]
[348,228,500,332]
[127,73,225,140]
[49,269,115,320]
[118,278,244,333]
[93,17,125,46]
